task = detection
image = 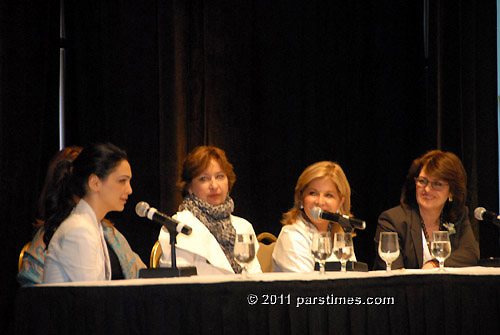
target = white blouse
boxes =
[272,216,356,272]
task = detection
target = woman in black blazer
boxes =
[373,150,479,270]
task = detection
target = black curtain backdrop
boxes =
[0,0,60,332]
[58,0,428,267]
[1,0,498,333]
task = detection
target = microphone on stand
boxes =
[474,207,500,228]
[309,206,369,272]
[135,201,197,278]
[474,207,500,268]
[309,207,366,231]
[135,201,192,235]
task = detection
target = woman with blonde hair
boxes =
[272,161,357,272]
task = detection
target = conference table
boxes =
[15,267,500,335]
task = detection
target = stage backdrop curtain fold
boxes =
[432,0,498,256]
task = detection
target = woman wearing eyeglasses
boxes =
[373,150,479,270]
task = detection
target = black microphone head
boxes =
[309,207,322,220]
[474,207,486,221]
[136,201,150,217]
[182,225,193,235]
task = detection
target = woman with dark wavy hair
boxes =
[42,143,142,283]
[373,150,479,270]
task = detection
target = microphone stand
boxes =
[478,224,500,267]
[169,228,178,268]
[474,209,500,267]
[139,226,197,278]
[161,226,197,277]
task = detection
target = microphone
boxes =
[474,207,500,227]
[136,201,192,235]
[309,207,366,231]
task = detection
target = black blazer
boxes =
[373,205,479,270]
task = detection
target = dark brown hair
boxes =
[36,146,82,224]
[400,150,467,222]
[178,146,236,197]
[43,143,128,246]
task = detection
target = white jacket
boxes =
[43,199,111,283]
[158,210,262,275]
[272,216,356,272]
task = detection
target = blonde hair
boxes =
[281,161,352,225]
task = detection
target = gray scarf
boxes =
[179,194,242,273]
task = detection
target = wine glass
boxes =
[311,231,333,274]
[333,232,354,272]
[431,231,451,271]
[234,233,256,278]
[378,232,400,272]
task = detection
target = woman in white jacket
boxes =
[42,143,135,283]
[159,146,261,275]
[272,161,357,272]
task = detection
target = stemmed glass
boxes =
[431,231,451,271]
[378,232,400,272]
[311,231,333,274]
[234,233,256,278]
[333,232,354,272]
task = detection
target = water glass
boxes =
[311,231,333,274]
[234,233,256,278]
[430,231,451,271]
[333,232,353,272]
[378,232,400,272]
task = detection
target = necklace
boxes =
[420,219,431,250]
[420,216,443,250]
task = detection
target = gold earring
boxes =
[448,195,453,202]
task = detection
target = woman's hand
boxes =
[422,260,439,269]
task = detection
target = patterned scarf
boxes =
[179,194,242,273]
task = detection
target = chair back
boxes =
[150,240,163,268]
[18,241,32,271]
[256,232,277,272]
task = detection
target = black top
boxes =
[106,242,124,280]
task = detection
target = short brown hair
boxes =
[178,146,236,197]
[401,150,467,222]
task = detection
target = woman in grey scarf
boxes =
[158,146,262,275]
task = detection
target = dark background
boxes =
[1,0,498,332]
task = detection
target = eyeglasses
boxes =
[414,177,448,191]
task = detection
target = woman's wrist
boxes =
[426,260,439,268]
